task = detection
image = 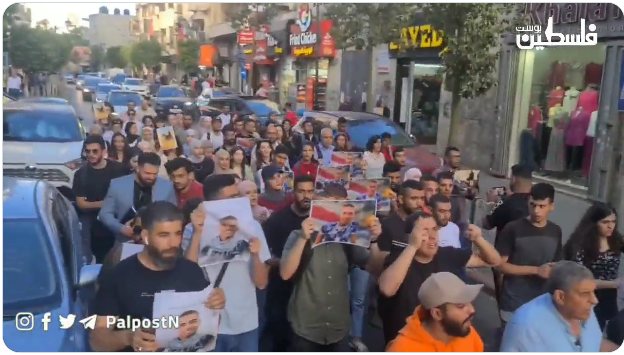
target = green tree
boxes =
[105,46,129,68]
[66,27,89,47]
[324,4,417,110]
[90,45,105,71]
[130,39,162,70]
[178,39,200,73]
[8,26,69,72]
[420,4,523,145]
[3,4,20,46]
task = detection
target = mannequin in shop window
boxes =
[577,85,600,114]
[544,107,568,174]
[520,102,544,170]
[547,86,565,110]
[562,86,580,113]
[565,107,592,172]
[582,110,598,178]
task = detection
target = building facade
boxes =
[87,13,135,49]
[494,3,624,205]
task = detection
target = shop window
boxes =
[514,46,606,187]
[408,63,443,145]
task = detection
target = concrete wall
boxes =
[88,14,135,49]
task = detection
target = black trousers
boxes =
[290,333,349,352]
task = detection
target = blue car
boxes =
[3,177,100,351]
[94,83,121,102]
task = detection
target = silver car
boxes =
[94,83,121,103]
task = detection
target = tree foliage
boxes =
[3,4,20,44]
[130,39,162,69]
[7,26,73,72]
[178,39,200,73]
[420,4,524,145]
[105,46,129,68]
[324,4,417,50]
[224,3,283,31]
[90,45,105,71]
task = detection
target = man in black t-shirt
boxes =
[377,213,501,345]
[73,135,128,263]
[378,180,426,252]
[90,201,226,352]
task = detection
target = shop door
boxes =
[340,50,371,111]
[589,44,624,204]
[490,45,519,177]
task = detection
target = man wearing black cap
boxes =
[209,116,224,149]
[258,165,293,213]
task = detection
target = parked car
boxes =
[292,111,442,174]
[106,90,143,114]
[154,85,195,116]
[111,73,126,85]
[3,101,85,201]
[75,75,87,90]
[94,83,121,103]
[207,95,282,126]
[3,92,16,104]
[3,177,100,351]
[64,74,75,84]
[19,97,70,106]
[81,77,109,102]
[122,78,150,98]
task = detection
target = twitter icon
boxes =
[59,315,76,329]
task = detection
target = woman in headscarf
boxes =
[201,139,214,161]
[198,116,212,140]
[214,149,235,175]
[188,138,215,183]
[124,121,141,148]
[403,168,422,182]
[239,180,270,223]
[140,126,157,151]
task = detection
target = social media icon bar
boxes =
[41,312,52,331]
[59,314,76,329]
[15,312,34,331]
[80,315,97,330]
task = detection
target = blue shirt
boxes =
[317,145,334,166]
[500,293,602,352]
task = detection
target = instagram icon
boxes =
[15,313,34,331]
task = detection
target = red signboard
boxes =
[238,30,254,45]
[289,20,336,58]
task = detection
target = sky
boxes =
[28,3,136,31]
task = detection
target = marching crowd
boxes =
[74,100,624,352]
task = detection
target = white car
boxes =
[123,78,150,97]
[3,101,85,200]
[107,90,143,115]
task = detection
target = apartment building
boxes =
[87,12,135,49]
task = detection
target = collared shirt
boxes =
[281,230,370,345]
[317,145,334,166]
[500,293,602,352]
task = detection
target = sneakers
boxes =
[349,337,369,352]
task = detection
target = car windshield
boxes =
[108,92,142,106]
[113,74,126,84]
[125,78,141,85]
[3,110,84,142]
[158,87,186,98]
[97,85,118,93]
[3,219,62,316]
[85,78,106,87]
[77,75,86,80]
[347,119,415,149]
[246,99,282,116]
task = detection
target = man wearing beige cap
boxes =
[387,272,484,352]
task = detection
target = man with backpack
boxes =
[279,184,388,351]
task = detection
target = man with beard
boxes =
[260,175,315,352]
[429,194,461,249]
[391,147,409,177]
[183,174,271,352]
[218,127,237,153]
[420,174,438,205]
[182,111,200,133]
[90,201,226,352]
[208,117,224,149]
[164,158,203,209]
[257,165,294,213]
[168,310,214,352]
[217,104,232,126]
[437,172,467,244]
[377,180,426,252]
[82,124,111,158]
[99,153,177,242]
[73,135,128,263]
[280,184,387,352]
[294,119,319,157]
[386,272,484,351]
[383,161,403,193]
[378,213,500,345]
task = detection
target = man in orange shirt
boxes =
[387,272,484,352]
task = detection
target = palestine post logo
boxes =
[297,4,311,32]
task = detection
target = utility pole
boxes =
[313,4,320,110]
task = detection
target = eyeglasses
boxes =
[85,149,100,154]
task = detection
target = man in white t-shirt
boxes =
[182,174,271,352]
[217,104,232,126]
[429,193,462,248]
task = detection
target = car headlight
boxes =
[64,158,84,170]
[184,102,192,106]
[83,88,89,92]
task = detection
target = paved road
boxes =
[65,84,98,130]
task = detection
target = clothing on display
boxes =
[544,113,568,172]
[576,88,599,114]
[547,104,565,128]
[565,109,591,147]
[547,87,565,110]
[548,62,567,88]
[584,63,603,87]
[562,87,580,113]
[519,129,540,171]
[527,106,543,136]
[581,111,598,177]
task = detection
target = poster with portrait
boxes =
[152,285,218,352]
[157,126,178,151]
[236,137,255,156]
[330,152,365,179]
[453,169,480,192]
[309,200,377,249]
[120,243,144,261]
[347,178,394,212]
[282,171,294,193]
[199,198,254,267]
[315,165,351,191]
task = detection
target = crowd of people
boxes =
[75,100,624,352]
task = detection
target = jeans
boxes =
[349,268,370,338]
[256,288,267,335]
[213,328,259,352]
[7,88,21,98]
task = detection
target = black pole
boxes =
[313,4,320,110]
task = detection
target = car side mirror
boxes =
[78,116,84,121]
[76,264,102,288]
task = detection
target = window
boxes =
[4,110,84,142]
[107,92,142,106]
[347,119,415,150]
[513,46,606,187]
[245,99,283,117]
[408,63,442,145]
[124,78,142,86]
[168,3,174,9]
[3,219,62,315]
[96,85,119,94]
[157,87,186,98]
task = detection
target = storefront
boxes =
[284,5,336,110]
[388,15,444,145]
[238,26,284,93]
[495,3,624,203]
